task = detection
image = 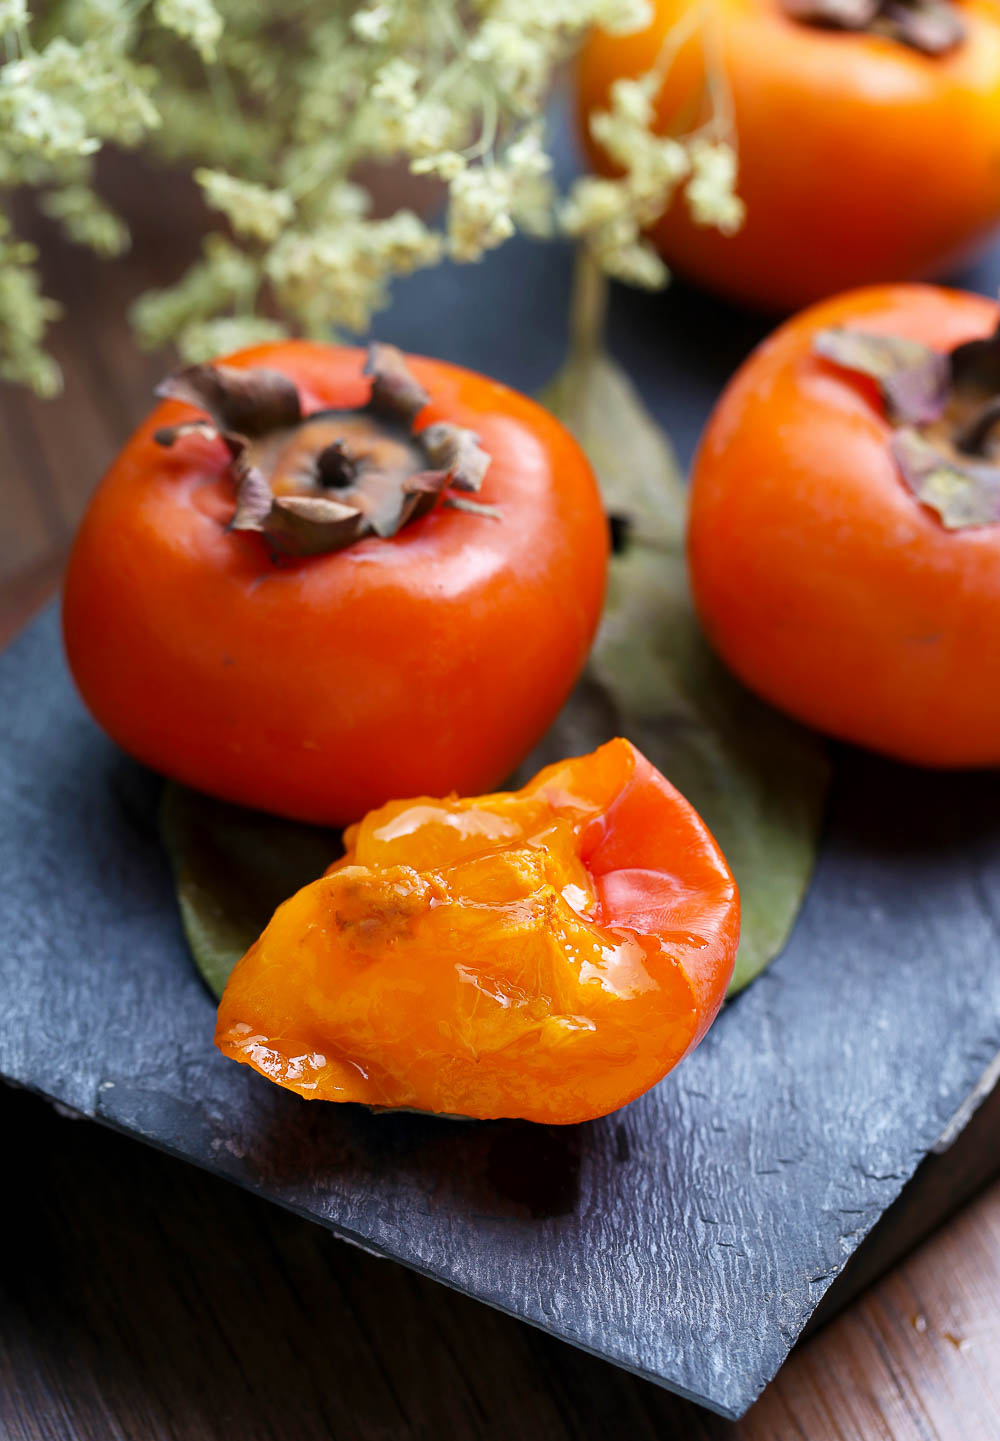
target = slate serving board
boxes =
[3,235,1000,1420]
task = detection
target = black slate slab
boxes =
[4,235,1000,1418]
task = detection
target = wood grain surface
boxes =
[2,165,1000,1438]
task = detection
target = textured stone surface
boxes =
[3,238,1000,1418]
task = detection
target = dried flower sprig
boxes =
[0,0,743,395]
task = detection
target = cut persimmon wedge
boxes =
[215,738,739,1124]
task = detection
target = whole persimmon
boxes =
[688,283,1000,766]
[216,738,740,1124]
[63,343,608,824]
[578,0,1000,311]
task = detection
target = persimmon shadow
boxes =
[823,745,1000,859]
[234,1081,585,1223]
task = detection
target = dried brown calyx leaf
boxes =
[154,343,496,557]
[781,0,966,55]
[814,312,1000,529]
[155,364,303,439]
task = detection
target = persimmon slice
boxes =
[215,738,739,1124]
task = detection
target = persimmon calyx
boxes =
[153,344,496,557]
[814,318,1000,528]
[781,0,965,55]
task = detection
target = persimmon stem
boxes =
[954,396,1000,457]
[814,321,1000,529]
[153,346,494,556]
[316,438,360,487]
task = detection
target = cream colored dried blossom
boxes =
[2,37,159,155]
[411,150,467,182]
[350,3,390,42]
[685,138,745,234]
[504,124,555,236]
[177,314,288,362]
[370,209,444,271]
[154,0,223,63]
[447,166,515,263]
[592,0,655,34]
[2,80,97,157]
[265,211,444,337]
[132,233,261,350]
[367,56,420,151]
[370,56,419,111]
[468,20,549,115]
[195,169,294,244]
[561,177,631,237]
[0,222,62,394]
[0,0,28,28]
[608,76,656,129]
[404,99,466,159]
[601,239,668,288]
[40,182,130,255]
[316,181,372,222]
[0,0,742,395]
[569,26,743,274]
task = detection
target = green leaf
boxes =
[160,783,340,999]
[539,350,830,995]
[161,345,828,1004]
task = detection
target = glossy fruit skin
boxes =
[688,284,1000,767]
[578,0,1000,311]
[215,738,740,1125]
[63,342,608,825]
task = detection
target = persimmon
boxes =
[63,343,608,825]
[578,0,1000,311]
[688,283,1000,766]
[215,738,740,1124]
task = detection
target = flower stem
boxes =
[567,245,609,374]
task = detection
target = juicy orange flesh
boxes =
[215,738,730,1124]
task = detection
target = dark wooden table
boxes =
[1,1082,998,1441]
[3,178,999,1441]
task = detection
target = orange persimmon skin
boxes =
[688,284,1000,766]
[215,738,740,1125]
[577,0,1000,312]
[62,342,608,825]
